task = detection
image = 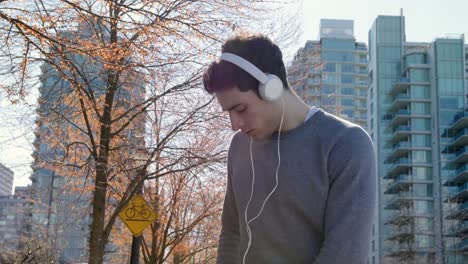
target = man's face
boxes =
[215,86,279,140]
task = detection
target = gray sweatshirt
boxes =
[217,109,376,264]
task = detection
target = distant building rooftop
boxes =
[320,19,354,39]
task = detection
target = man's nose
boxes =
[229,113,243,131]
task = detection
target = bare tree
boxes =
[383,181,439,264]
[0,1,301,263]
[0,235,57,264]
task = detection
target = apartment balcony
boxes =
[446,200,468,220]
[389,126,431,144]
[385,191,415,209]
[385,192,432,210]
[384,158,412,179]
[385,158,431,180]
[356,103,367,111]
[389,110,431,127]
[403,65,431,76]
[355,45,367,52]
[403,49,427,56]
[390,110,412,127]
[385,226,414,243]
[391,125,411,142]
[386,228,435,246]
[447,239,468,252]
[385,210,410,226]
[385,208,433,226]
[387,143,431,163]
[355,59,368,66]
[389,77,411,96]
[390,94,411,111]
[447,128,468,148]
[385,174,433,194]
[385,245,436,258]
[446,112,468,134]
[390,95,431,112]
[354,71,368,78]
[444,164,468,186]
[446,221,468,237]
[387,142,412,162]
[385,174,411,194]
[446,182,468,203]
[356,91,367,99]
[405,63,430,69]
[451,146,468,164]
[355,81,369,87]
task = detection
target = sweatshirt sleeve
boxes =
[313,126,377,264]
[216,150,241,264]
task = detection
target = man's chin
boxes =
[245,130,272,141]
[251,133,269,141]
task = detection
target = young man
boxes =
[203,33,376,264]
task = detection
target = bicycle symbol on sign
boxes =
[125,202,152,219]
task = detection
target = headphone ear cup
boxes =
[259,74,283,101]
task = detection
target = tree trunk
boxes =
[88,69,118,263]
[88,164,109,264]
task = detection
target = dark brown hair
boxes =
[203,33,289,97]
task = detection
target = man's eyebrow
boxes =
[223,103,242,112]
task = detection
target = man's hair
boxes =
[202,33,289,96]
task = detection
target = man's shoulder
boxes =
[315,110,371,146]
[319,110,362,131]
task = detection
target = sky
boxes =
[1,0,468,190]
[297,0,468,46]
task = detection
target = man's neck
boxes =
[278,91,311,132]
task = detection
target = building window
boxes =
[323,51,354,62]
[341,74,355,84]
[341,87,354,95]
[342,98,354,106]
[322,39,355,50]
[322,85,336,94]
[322,73,338,84]
[439,96,463,109]
[323,63,336,72]
[341,64,354,73]
[406,53,426,65]
[409,68,429,82]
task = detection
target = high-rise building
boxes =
[0,193,28,248]
[29,22,145,263]
[14,186,30,199]
[288,19,369,129]
[368,14,468,264]
[0,163,14,196]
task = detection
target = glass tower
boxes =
[288,19,369,129]
[368,15,468,264]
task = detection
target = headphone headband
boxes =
[219,52,283,101]
[220,53,268,84]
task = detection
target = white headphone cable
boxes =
[242,97,285,264]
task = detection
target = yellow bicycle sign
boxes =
[125,203,152,219]
[119,194,157,236]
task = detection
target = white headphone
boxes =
[219,52,284,101]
